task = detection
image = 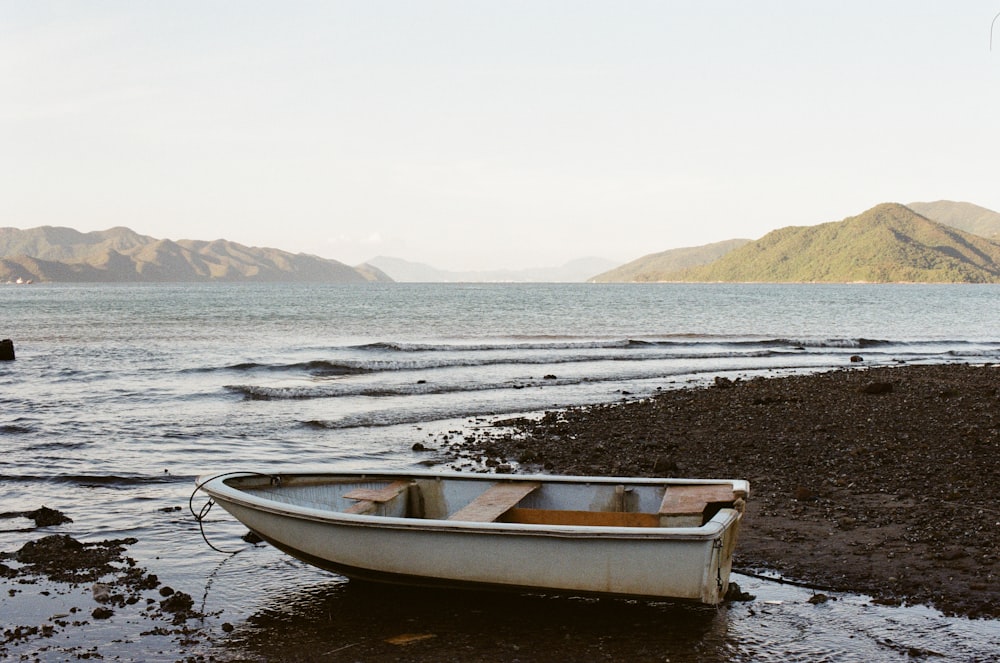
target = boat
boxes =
[194,470,749,605]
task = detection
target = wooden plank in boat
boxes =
[501,508,659,528]
[659,484,738,527]
[343,480,412,503]
[344,501,377,515]
[343,480,411,515]
[448,481,541,522]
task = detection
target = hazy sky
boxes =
[4,2,1000,271]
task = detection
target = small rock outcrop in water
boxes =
[0,506,72,527]
[0,339,13,361]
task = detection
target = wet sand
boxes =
[443,363,1000,619]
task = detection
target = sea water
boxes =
[1,282,999,661]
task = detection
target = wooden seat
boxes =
[343,480,412,515]
[448,481,541,522]
[501,508,660,528]
[658,484,742,527]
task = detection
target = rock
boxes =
[242,530,264,544]
[159,590,194,616]
[0,506,73,527]
[0,339,14,361]
[724,582,755,602]
[92,606,114,619]
[837,517,857,530]
[860,382,893,394]
[808,593,830,604]
[15,534,84,564]
[544,374,557,380]
[714,376,734,389]
[850,355,863,362]
[92,583,112,603]
[793,486,817,501]
[872,596,902,607]
[27,506,73,527]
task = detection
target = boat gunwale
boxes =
[197,470,745,541]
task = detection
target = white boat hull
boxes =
[197,471,748,605]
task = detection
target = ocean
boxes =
[2,282,999,661]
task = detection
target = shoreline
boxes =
[442,362,1000,619]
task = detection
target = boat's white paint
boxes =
[197,470,748,605]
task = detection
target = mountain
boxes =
[366,255,618,282]
[365,257,449,282]
[352,262,394,282]
[0,226,392,283]
[588,239,751,283]
[907,201,1000,241]
[656,203,1000,283]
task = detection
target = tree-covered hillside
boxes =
[663,203,1000,283]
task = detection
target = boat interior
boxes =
[232,474,748,528]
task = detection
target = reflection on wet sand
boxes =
[207,548,1000,663]
[223,579,731,662]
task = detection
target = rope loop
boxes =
[188,471,279,555]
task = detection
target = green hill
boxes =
[0,226,391,283]
[589,239,751,282]
[907,201,1000,241]
[663,203,1000,283]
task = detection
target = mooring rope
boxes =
[188,471,280,554]
[733,567,839,594]
[198,550,241,625]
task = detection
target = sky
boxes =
[3,1,1000,271]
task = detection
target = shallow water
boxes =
[6,485,999,662]
[2,282,999,660]
[172,512,999,663]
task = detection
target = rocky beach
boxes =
[443,363,1000,619]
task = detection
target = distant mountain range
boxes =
[365,255,618,283]
[594,201,1000,283]
[0,226,391,283]
[5,200,999,284]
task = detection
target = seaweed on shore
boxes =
[1,517,206,658]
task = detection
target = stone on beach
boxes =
[92,583,112,603]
